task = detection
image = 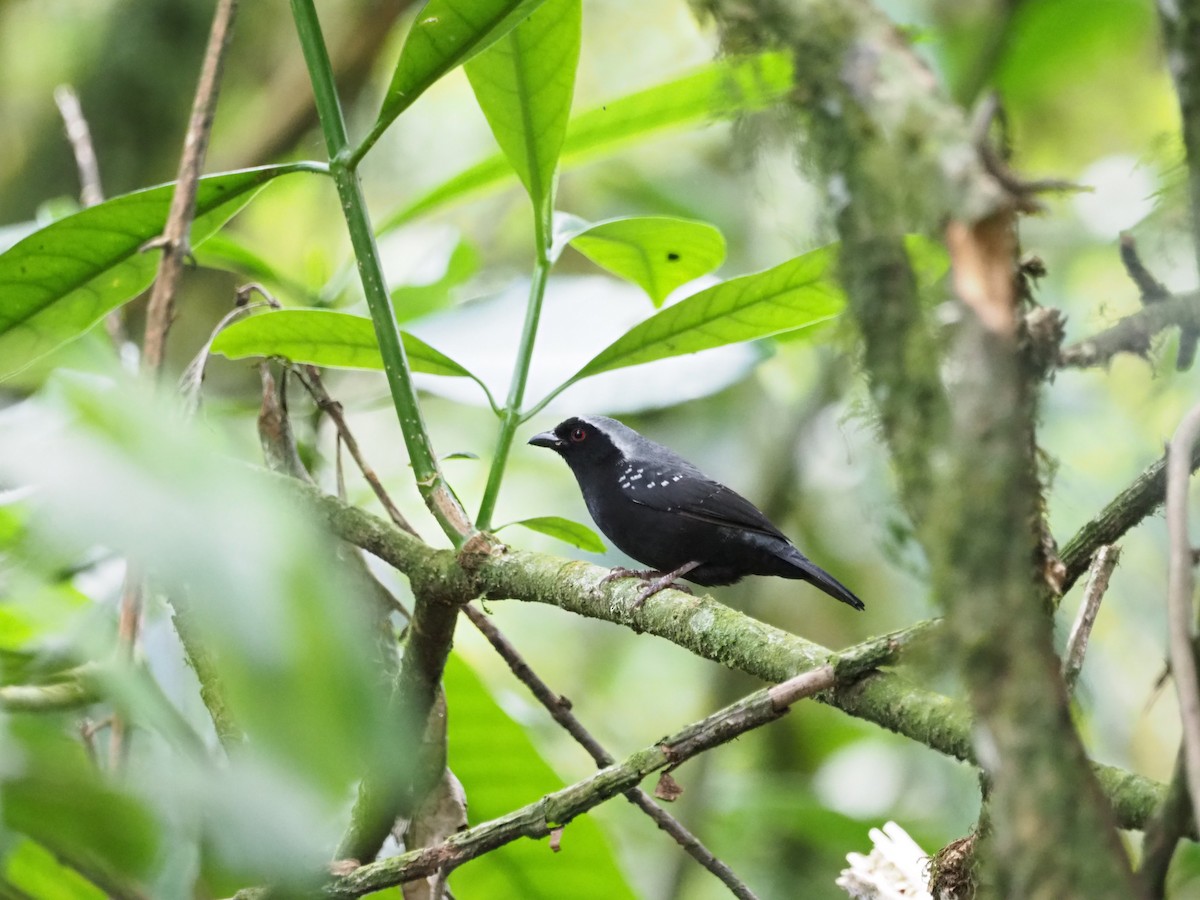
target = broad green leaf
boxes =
[379,0,548,126]
[501,515,606,552]
[445,654,635,898]
[464,0,580,218]
[382,50,793,231]
[211,309,479,379]
[573,247,844,380]
[568,216,726,307]
[0,163,321,380]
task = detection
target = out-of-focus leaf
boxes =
[211,309,478,379]
[501,516,606,552]
[0,164,321,380]
[392,237,480,323]
[0,373,406,888]
[383,51,794,231]
[2,837,108,900]
[571,247,844,382]
[567,216,726,307]
[464,0,580,218]
[378,0,548,127]
[3,719,159,883]
[444,655,634,898]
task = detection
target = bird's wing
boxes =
[629,475,788,540]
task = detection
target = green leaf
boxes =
[211,308,480,378]
[571,247,844,381]
[392,236,479,323]
[378,0,548,127]
[464,0,581,217]
[2,838,108,900]
[568,216,726,307]
[0,163,320,380]
[500,516,606,552]
[444,654,634,898]
[382,50,793,231]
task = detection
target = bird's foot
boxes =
[601,562,701,609]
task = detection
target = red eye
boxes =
[570,427,587,443]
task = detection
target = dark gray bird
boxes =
[528,415,863,609]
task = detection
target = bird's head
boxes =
[528,416,628,470]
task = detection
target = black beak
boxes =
[528,430,562,449]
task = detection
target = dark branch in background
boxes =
[1158,0,1200,370]
[1140,749,1195,899]
[1059,291,1200,368]
[1120,233,1171,303]
[318,669,836,897]
[295,481,1171,833]
[1062,545,1120,692]
[1060,441,1200,594]
[463,604,761,900]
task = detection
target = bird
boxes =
[528,415,864,610]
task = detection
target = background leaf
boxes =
[568,216,726,307]
[211,309,479,379]
[0,164,318,380]
[501,516,606,552]
[571,247,845,381]
[464,0,581,219]
[382,51,794,231]
[378,0,547,127]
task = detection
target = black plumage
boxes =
[528,415,864,610]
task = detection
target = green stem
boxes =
[477,204,553,530]
[289,0,472,545]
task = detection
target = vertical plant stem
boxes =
[289,0,472,545]
[476,242,552,530]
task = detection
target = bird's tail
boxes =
[780,546,864,610]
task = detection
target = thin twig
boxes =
[141,0,238,372]
[1062,544,1121,692]
[53,85,104,207]
[310,668,835,897]
[114,0,241,769]
[1166,401,1200,820]
[1120,234,1171,304]
[294,366,420,539]
[463,604,761,900]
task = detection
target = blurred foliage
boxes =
[0,0,1198,897]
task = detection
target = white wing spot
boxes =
[660,481,669,487]
[647,482,655,489]
[672,475,682,482]
[630,473,643,481]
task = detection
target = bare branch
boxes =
[463,603,761,900]
[1059,292,1200,368]
[1166,401,1200,819]
[141,0,239,373]
[294,477,1171,833]
[294,366,420,539]
[319,668,835,897]
[53,84,104,207]
[1060,442,1200,594]
[1062,545,1121,692]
